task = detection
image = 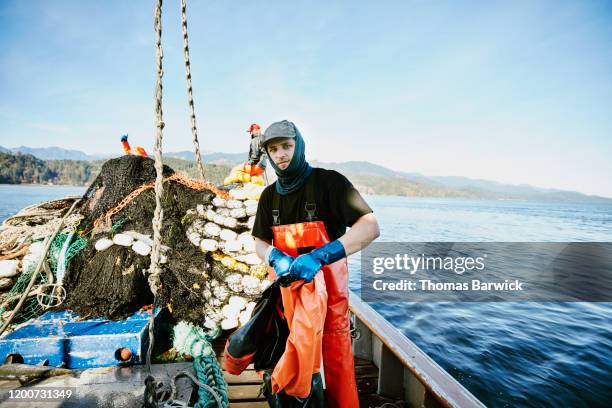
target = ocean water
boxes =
[348,196,612,408]
[0,185,86,222]
[1,186,611,407]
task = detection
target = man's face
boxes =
[251,129,261,136]
[266,138,295,170]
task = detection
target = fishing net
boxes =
[0,198,82,254]
[61,155,217,321]
[0,204,84,324]
[48,233,88,275]
[0,259,52,325]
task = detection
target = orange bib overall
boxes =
[269,200,359,407]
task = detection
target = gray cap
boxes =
[261,120,296,147]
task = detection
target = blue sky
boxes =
[1,0,611,197]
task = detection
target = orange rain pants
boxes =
[270,269,327,397]
[243,162,265,177]
[270,221,359,407]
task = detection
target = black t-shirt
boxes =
[252,168,373,242]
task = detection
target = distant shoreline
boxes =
[1,184,611,206]
[0,183,86,188]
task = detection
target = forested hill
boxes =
[0,152,53,184]
[2,152,610,203]
[0,152,230,186]
[0,151,480,199]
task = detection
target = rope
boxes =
[54,232,74,283]
[0,244,29,261]
[193,356,228,408]
[171,322,227,407]
[144,322,226,408]
[143,3,226,407]
[0,198,81,336]
[154,368,225,408]
[147,0,165,378]
[180,0,206,181]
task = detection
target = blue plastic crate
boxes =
[0,309,160,369]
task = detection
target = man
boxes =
[247,123,276,184]
[252,120,380,407]
[247,123,266,168]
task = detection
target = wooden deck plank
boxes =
[355,363,378,378]
[230,402,269,408]
[228,384,264,400]
[218,327,383,406]
[225,369,262,384]
[354,356,372,366]
[359,393,408,408]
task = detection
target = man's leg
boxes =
[321,262,359,408]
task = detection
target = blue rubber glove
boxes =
[267,247,295,279]
[289,240,346,282]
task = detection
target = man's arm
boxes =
[255,237,272,261]
[285,212,380,282]
[338,213,380,256]
[254,212,380,261]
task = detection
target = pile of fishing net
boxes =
[0,153,268,338]
[60,155,209,320]
[61,155,267,331]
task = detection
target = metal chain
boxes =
[181,0,206,180]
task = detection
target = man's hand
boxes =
[267,247,294,278]
[289,240,346,282]
[288,253,323,282]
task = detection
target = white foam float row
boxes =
[0,277,14,290]
[200,274,271,329]
[94,232,168,263]
[186,219,259,259]
[219,296,257,330]
[187,191,266,330]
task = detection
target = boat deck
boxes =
[219,358,381,407]
[210,332,399,408]
[0,330,396,408]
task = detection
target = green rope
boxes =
[49,233,87,274]
[194,356,229,408]
[172,322,227,407]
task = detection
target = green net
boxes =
[110,217,127,233]
[0,252,51,325]
[49,233,88,276]
[0,233,88,326]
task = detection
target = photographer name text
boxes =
[372,279,524,292]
